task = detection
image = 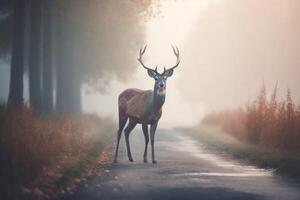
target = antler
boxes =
[163,45,180,74]
[137,45,157,73]
[171,45,180,70]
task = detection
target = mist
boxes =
[82,0,300,128]
[1,0,300,128]
[179,0,300,112]
[3,2,300,199]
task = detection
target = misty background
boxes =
[1,0,300,128]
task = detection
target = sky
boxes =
[179,0,300,112]
[83,0,300,128]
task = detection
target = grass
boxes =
[0,105,115,200]
[56,120,114,187]
[181,125,300,179]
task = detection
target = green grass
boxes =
[181,125,300,179]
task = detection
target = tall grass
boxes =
[202,84,300,152]
[0,104,114,199]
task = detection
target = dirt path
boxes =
[60,129,300,200]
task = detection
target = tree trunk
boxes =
[29,0,43,112]
[56,61,82,114]
[42,0,54,114]
[8,0,27,106]
[55,4,81,114]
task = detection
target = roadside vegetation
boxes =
[0,104,114,200]
[182,125,300,179]
[202,84,300,150]
[184,84,300,179]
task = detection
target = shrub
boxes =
[202,84,300,152]
[0,104,113,199]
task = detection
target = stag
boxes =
[114,45,180,164]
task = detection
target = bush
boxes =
[202,84,300,152]
[0,104,113,199]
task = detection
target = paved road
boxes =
[61,129,300,200]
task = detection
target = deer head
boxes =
[137,45,180,94]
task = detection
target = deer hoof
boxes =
[144,159,148,163]
[152,160,157,164]
[113,159,118,163]
[129,158,134,162]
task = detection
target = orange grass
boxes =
[202,85,300,152]
[0,104,114,200]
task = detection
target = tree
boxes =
[55,1,82,114]
[0,1,12,59]
[41,0,54,113]
[7,0,26,105]
[29,0,43,112]
[3,0,154,114]
[55,0,153,114]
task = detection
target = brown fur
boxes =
[119,88,151,120]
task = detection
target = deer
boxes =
[114,45,180,164]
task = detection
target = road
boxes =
[61,129,300,200]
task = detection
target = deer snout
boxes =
[159,83,164,88]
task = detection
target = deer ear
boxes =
[147,69,157,78]
[164,69,174,77]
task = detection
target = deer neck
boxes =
[152,86,166,111]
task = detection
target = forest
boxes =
[0,0,153,199]
[1,0,153,112]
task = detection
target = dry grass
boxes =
[182,125,300,179]
[202,84,300,151]
[0,104,114,200]
[192,84,300,179]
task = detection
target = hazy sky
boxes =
[179,0,300,112]
[84,0,300,128]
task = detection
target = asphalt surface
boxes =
[61,129,300,200]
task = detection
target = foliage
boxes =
[202,84,300,151]
[0,104,114,199]
[0,0,156,90]
[68,0,155,91]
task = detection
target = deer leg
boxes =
[150,122,158,164]
[124,120,137,162]
[142,124,149,163]
[114,116,128,163]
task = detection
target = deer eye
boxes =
[154,76,158,80]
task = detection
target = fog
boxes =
[83,0,300,128]
[1,0,300,128]
[83,0,205,127]
[180,0,300,112]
